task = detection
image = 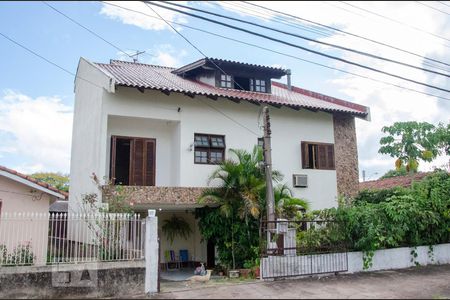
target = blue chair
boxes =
[179,249,189,267]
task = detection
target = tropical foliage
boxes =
[379,121,449,173]
[320,170,450,252]
[196,147,309,269]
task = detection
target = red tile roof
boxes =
[93,60,369,117]
[0,165,68,199]
[359,172,430,191]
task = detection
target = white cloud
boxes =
[100,1,188,31]
[0,90,73,173]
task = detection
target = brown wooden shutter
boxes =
[317,145,328,169]
[327,145,335,169]
[144,140,155,186]
[110,136,117,184]
[301,142,309,169]
[131,138,145,186]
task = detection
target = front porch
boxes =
[103,186,216,281]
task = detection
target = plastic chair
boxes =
[164,250,180,271]
[179,249,189,267]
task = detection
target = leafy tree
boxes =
[30,172,69,192]
[379,121,448,173]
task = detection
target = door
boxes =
[207,240,215,268]
[110,136,156,186]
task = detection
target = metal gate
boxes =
[260,219,348,279]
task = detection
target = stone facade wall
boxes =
[333,114,359,198]
[102,186,207,206]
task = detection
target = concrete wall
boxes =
[0,176,55,265]
[0,261,145,298]
[70,60,361,211]
[157,210,206,264]
[346,244,450,273]
[69,58,113,215]
[261,243,450,279]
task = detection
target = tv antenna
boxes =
[131,50,146,63]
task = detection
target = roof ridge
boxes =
[0,165,68,198]
[272,81,368,113]
[109,59,176,69]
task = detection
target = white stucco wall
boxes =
[70,60,340,211]
[101,87,337,209]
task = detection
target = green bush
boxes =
[353,186,409,205]
[331,170,450,252]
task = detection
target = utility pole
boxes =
[263,106,275,229]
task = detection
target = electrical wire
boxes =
[144,2,261,136]
[161,1,450,76]
[147,1,450,93]
[415,1,450,16]
[241,1,450,70]
[101,1,450,102]
[339,1,450,44]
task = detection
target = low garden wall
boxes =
[0,261,145,298]
[346,243,450,273]
[261,243,450,279]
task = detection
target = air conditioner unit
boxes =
[293,174,308,188]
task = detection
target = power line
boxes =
[144,2,261,136]
[438,1,450,8]
[217,1,335,38]
[242,1,450,70]
[101,1,450,102]
[0,31,106,90]
[147,1,450,94]
[415,1,450,16]
[143,2,250,92]
[43,1,260,136]
[42,1,135,59]
[161,1,450,77]
[339,1,450,44]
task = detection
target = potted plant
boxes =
[162,215,192,244]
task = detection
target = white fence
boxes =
[0,212,145,266]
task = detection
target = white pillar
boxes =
[145,210,159,294]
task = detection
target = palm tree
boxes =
[199,147,268,269]
[274,184,310,219]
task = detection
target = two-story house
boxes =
[69,57,370,266]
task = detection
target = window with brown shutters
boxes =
[110,135,156,186]
[301,141,335,170]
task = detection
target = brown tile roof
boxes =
[359,172,430,191]
[0,165,68,199]
[93,59,369,117]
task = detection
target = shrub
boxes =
[332,170,450,252]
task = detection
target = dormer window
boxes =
[250,79,266,93]
[220,74,232,88]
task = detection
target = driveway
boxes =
[151,265,450,299]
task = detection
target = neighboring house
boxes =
[359,172,430,191]
[69,57,370,266]
[0,165,67,265]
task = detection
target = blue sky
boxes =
[0,1,449,179]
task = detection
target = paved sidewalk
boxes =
[149,265,450,299]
